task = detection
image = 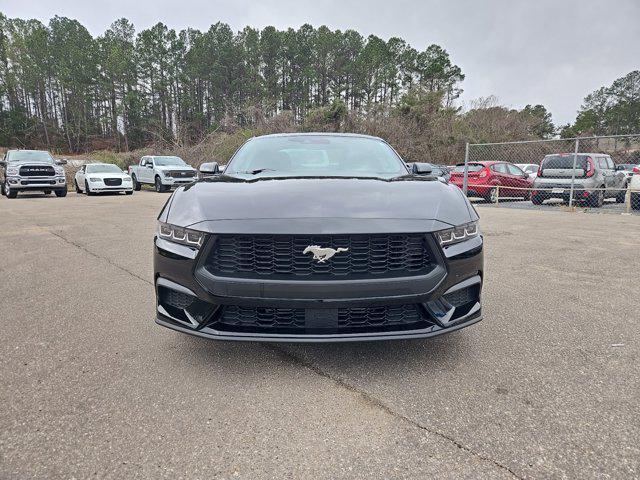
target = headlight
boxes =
[158,222,205,248]
[89,177,101,182]
[6,167,19,176]
[437,221,479,246]
[55,167,65,176]
[123,176,132,181]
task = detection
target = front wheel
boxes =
[485,187,498,203]
[531,193,544,205]
[5,181,17,198]
[631,192,640,210]
[589,189,604,208]
[85,181,95,196]
[55,188,67,197]
[132,174,141,191]
[155,176,167,193]
[615,186,627,203]
[75,180,82,193]
[125,190,133,195]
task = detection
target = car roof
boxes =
[543,152,609,156]
[7,149,51,154]
[252,132,384,141]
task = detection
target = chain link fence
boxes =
[456,134,640,215]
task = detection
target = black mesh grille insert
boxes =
[103,178,122,186]
[217,304,429,333]
[443,285,478,307]
[207,234,434,279]
[162,289,194,309]
[19,165,55,177]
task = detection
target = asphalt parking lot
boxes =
[1,191,639,479]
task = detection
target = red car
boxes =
[450,161,534,202]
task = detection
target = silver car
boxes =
[532,153,626,207]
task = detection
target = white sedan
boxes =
[75,163,134,195]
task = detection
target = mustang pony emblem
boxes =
[303,245,349,263]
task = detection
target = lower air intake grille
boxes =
[162,289,194,309]
[443,285,478,307]
[217,304,430,333]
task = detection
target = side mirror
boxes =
[56,158,67,165]
[412,163,433,175]
[0,160,6,168]
[200,162,220,176]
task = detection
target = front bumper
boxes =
[7,176,66,190]
[154,232,484,342]
[161,176,196,186]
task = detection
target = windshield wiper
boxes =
[240,168,277,175]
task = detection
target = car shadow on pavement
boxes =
[173,330,473,378]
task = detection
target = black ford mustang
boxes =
[154,133,483,342]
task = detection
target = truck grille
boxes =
[103,178,122,186]
[19,165,55,177]
[167,170,195,178]
[206,234,435,279]
[217,304,429,333]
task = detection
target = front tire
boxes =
[531,193,544,205]
[5,181,17,198]
[589,188,604,208]
[85,181,95,196]
[631,192,640,210]
[155,176,167,193]
[132,174,141,191]
[125,190,133,195]
[75,180,82,193]
[615,185,627,203]
[485,187,498,203]
[55,188,67,197]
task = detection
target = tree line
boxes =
[0,14,465,152]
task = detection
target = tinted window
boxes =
[7,150,55,164]
[154,156,187,166]
[492,163,508,174]
[226,135,407,178]
[606,157,615,169]
[541,155,589,170]
[86,164,122,173]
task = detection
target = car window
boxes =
[491,163,508,174]
[453,164,484,172]
[141,157,147,166]
[606,157,615,169]
[506,164,524,175]
[226,136,407,179]
[597,157,607,169]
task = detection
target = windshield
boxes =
[86,164,123,174]
[225,135,408,179]
[154,156,187,166]
[7,150,55,164]
[541,154,589,170]
[453,164,484,173]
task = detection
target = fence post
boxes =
[462,142,470,196]
[568,138,580,208]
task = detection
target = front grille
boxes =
[103,178,122,186]
[20,165,55,177]
[167,170,195,178]
[207,234,435,279]
[217,304,430,333]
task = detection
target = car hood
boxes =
[155,165,196,171]
[7,161,57,167]
[162,176,478,234]
[83,172,129,179]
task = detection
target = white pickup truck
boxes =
[128,155,198,192]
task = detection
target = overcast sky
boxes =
[2,0,638,125]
